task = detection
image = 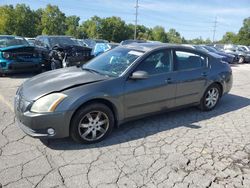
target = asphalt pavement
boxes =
[0,65,250,188]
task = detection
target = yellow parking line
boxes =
[0,94,14,112]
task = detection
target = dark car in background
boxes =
[182,44,233,64]
[224,44,250,63]
[34,35,92,70]
[201,45,235,64]
[15,43,232,144]
[0,35,42,75]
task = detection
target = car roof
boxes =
[122,43,219,59]
[36,35,73,38]
[123,43,204,52]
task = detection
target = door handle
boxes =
[165,78,173,84]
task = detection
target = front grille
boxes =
[16,52,35,59]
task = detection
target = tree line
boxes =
[0,4,249,45]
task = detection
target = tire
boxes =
[199,84,221,111]
[70,103,114,144]
[238,56,245,64]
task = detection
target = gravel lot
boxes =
[0,64,250,188]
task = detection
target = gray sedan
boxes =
[15,43,233,144]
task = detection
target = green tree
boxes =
[99,16,130,42]
[221,32,238,44]
[0,5,16,35]
[136,25,152,40]
[167,28,182,43]
[151,26,168,42]
[34,8,44,36]
[65,16,81,37]
[81,16,102,39]
[13,4,39,37]
[41,4,66,35]
[237,17,250,45]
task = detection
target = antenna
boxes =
[212,16,217,43]
[134,0,139,40]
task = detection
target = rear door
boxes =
[124,49,176,118]
[173,49,209,106]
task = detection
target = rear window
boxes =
[174,51,206,71]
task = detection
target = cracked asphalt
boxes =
[0,64,250,188]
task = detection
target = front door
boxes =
[124,49,176,118]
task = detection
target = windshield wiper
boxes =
[81,67,106,75]
[82,67,112,78]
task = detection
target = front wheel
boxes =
[238,56,245,64]
[70,103,114,144]
[199,84,221,111]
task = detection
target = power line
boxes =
[134,0,139,40]
[212,16,217,42]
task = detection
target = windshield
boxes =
[48,37,78,47]
[83,47,144,77]
[0,36,29,48]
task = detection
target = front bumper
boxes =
[15,104,73,138]
[0,61,41,73]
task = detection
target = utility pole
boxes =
[212,16,217,43]
[134,0,139,40]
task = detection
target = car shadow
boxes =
[42,94,250,150]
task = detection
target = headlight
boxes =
[31,93,67,113]
[2,52,11,59]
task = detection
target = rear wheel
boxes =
[70,103,114,144]
[199,84,221,111]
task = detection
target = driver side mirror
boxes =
[130,71,149,80]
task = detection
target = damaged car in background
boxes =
[34,35,92,70]
[0,35,42,76]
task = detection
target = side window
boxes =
[135,50,172,75]
[174,51,206,71]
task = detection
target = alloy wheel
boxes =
[78,111,109,141]
[205,88,219,109]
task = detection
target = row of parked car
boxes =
[0,35,249,76]
[185,44,250,64]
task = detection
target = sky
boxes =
[1,0,250,40]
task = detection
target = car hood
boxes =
[20,67,108,101]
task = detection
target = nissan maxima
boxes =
[15,43,233,144]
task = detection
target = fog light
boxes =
[47,128,55,135]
